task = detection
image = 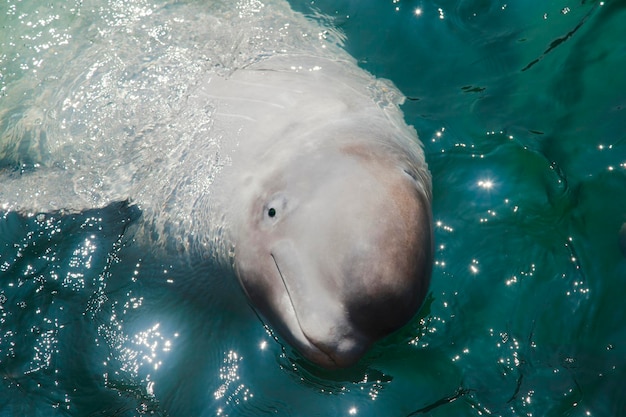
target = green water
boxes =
[1,0,626,416]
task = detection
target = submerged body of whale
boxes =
[0,0,432,368]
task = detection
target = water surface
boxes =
[1,0,626,416]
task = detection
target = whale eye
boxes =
[263,193,290,224]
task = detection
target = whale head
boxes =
[232,129,432,369]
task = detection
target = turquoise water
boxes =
[1,0,626,416]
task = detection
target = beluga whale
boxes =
[0,0,432,368]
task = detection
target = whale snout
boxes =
[268,171,431,368]
[301,328,369,369]
[276,226,431,369]
[234,141,432,369]
[267,240,370,368]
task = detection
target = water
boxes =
[1,0,625,416]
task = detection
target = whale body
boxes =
[0,0,432,368]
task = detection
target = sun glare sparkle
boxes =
[477,179,494,189]
[469,259,479,274]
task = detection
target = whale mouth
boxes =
[270,253,340,368]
